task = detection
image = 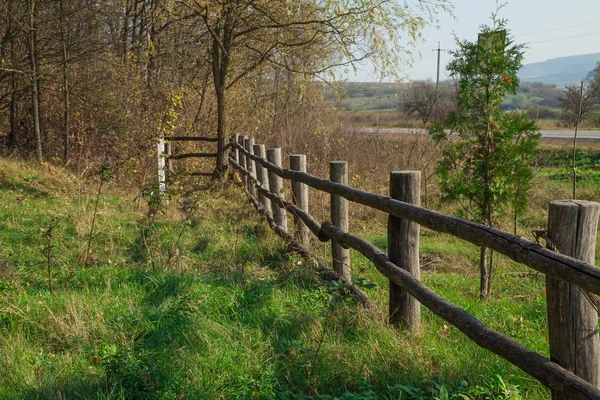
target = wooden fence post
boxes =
[388,171,421,330]
[244,137,255,193]
[232,133,239,164]
[546,200,600,399]
[254,144,271,214]
[238,135,247,185]
[164,142,174,174]
[267,148,287,232]
[330,161,350,281]
[290,155,310,248]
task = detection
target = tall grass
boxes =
[5,141,598,399]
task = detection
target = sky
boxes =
[346,0,600,82]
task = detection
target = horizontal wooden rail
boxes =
[230,158,373,309]
[231,158,327,242]
[169,152,218,160]
[231,153,600,399]
[166,136,218,142]
[320,221,600,400]
[232,141,600,297]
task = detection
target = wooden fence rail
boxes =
[158,135,226,182]
[233,141,600,297]
[228,137,600,400]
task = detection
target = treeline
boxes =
[0,0,327,174]
[399,67,600,126]
[0,0,450,180]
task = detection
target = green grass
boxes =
[0,158,556,399]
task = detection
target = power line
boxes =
[518,20,600,37]
[528,30,600,45]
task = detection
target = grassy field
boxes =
[0,147,599,399]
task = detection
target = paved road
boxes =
[353,127,600,140]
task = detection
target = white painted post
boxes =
[157,137,166,193]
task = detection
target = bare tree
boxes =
[402,79,455,124]
[559,62,600,126]
[402,80,437,124]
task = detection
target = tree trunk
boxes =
[211,24,230,178]
[479,246,489,298]
[29,0,43,163]
[479,198,493,299]
[8,77,18,148]
[121,1,130,61]
[59,0,70,162]
[8,12,18,149]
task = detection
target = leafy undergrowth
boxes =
[0,158,548,399]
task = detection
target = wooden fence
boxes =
[159,136,223,182]
[229,134,600,400]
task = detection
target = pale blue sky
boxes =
[347,0,600,82]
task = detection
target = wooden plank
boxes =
[169,152,218,160]
[547,200,600,399]
[290,155,310,249]
[166,136,218,142]
[330,161,350,281]
[388,171,420,331]
[319,221,600,400]
[233,142,600,296]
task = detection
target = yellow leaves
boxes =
[439,324,451,336]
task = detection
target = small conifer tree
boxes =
[430,16,540,299]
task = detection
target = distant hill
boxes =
[518,53,600,87]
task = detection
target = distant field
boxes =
[329,81,593,129]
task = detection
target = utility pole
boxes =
[572,80,584,199]
[433,42,448,122]
[434,42,441,121]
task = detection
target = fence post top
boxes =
[290,154,306,160]
[330,161,347,165]
[550,200,600,208]
[267,148,281,155]
[390,170,421,177]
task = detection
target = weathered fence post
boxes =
[290,155,310,248]
[157,137,166,193]
[330,161,350,281]
[244,137,255,193]
[238,135,247,185]
[164,142,174,174]
[254,144,271,214]
[267,148,287,232]
[232,133,239,164]
[388,171,421,330]
[546,200,600,399]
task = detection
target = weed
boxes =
[99,345,173,398]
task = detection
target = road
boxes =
[353,127,600,140]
